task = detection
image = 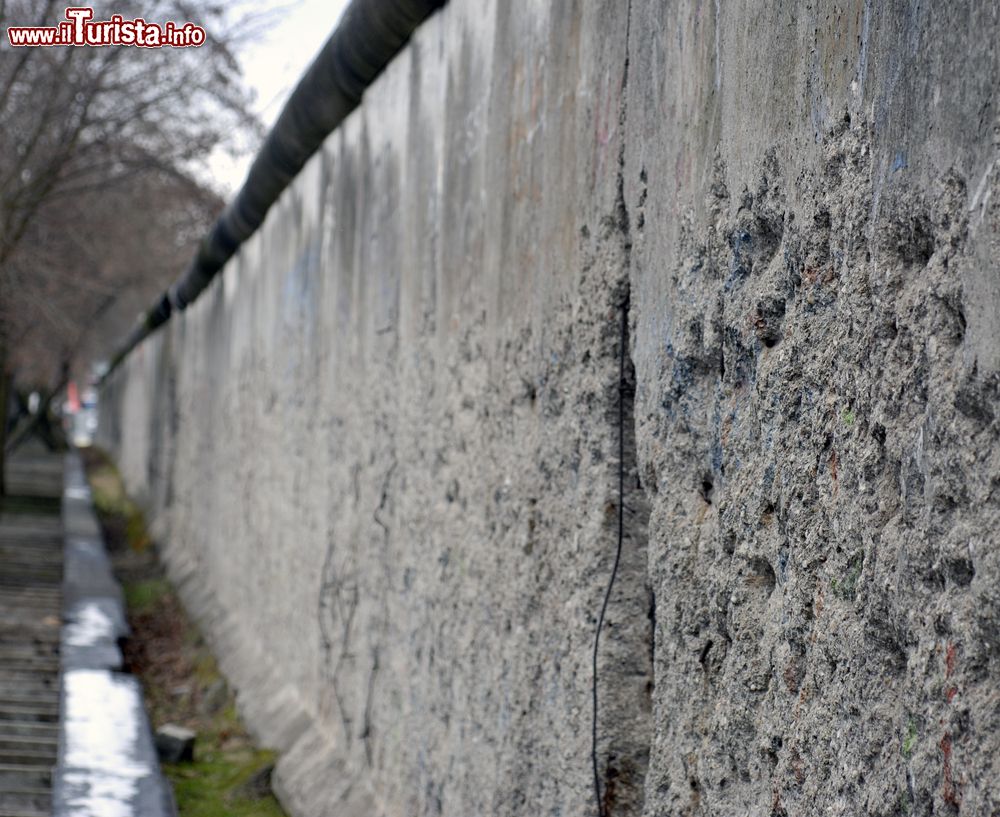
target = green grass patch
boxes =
[166,748,284,817]
[84,450,287,817]
[157,683,286,817]
[88,461,128,516]
[193,652,222,685]
[87,456,150,551]
[124,579,172,615]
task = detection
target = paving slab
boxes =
[0,446,63,817]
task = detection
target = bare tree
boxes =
[0,0,261,490]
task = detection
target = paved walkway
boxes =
[0,443,174,817]
[0,444,65,817]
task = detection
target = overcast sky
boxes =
[208,0,349,194]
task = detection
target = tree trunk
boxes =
[5,377,66,457]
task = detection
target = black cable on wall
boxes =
[591,294,630,817]
[103,0,447,379]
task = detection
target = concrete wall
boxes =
[99,2,1000,815]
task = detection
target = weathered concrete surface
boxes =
[99,1,1000,815]
[625,3,1000,816]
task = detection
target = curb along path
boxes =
[52,450,175,817]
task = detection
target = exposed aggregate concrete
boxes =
[633,122,1000,817]
[100,1,1000,816]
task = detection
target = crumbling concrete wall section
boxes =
[100,2,1000,815]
